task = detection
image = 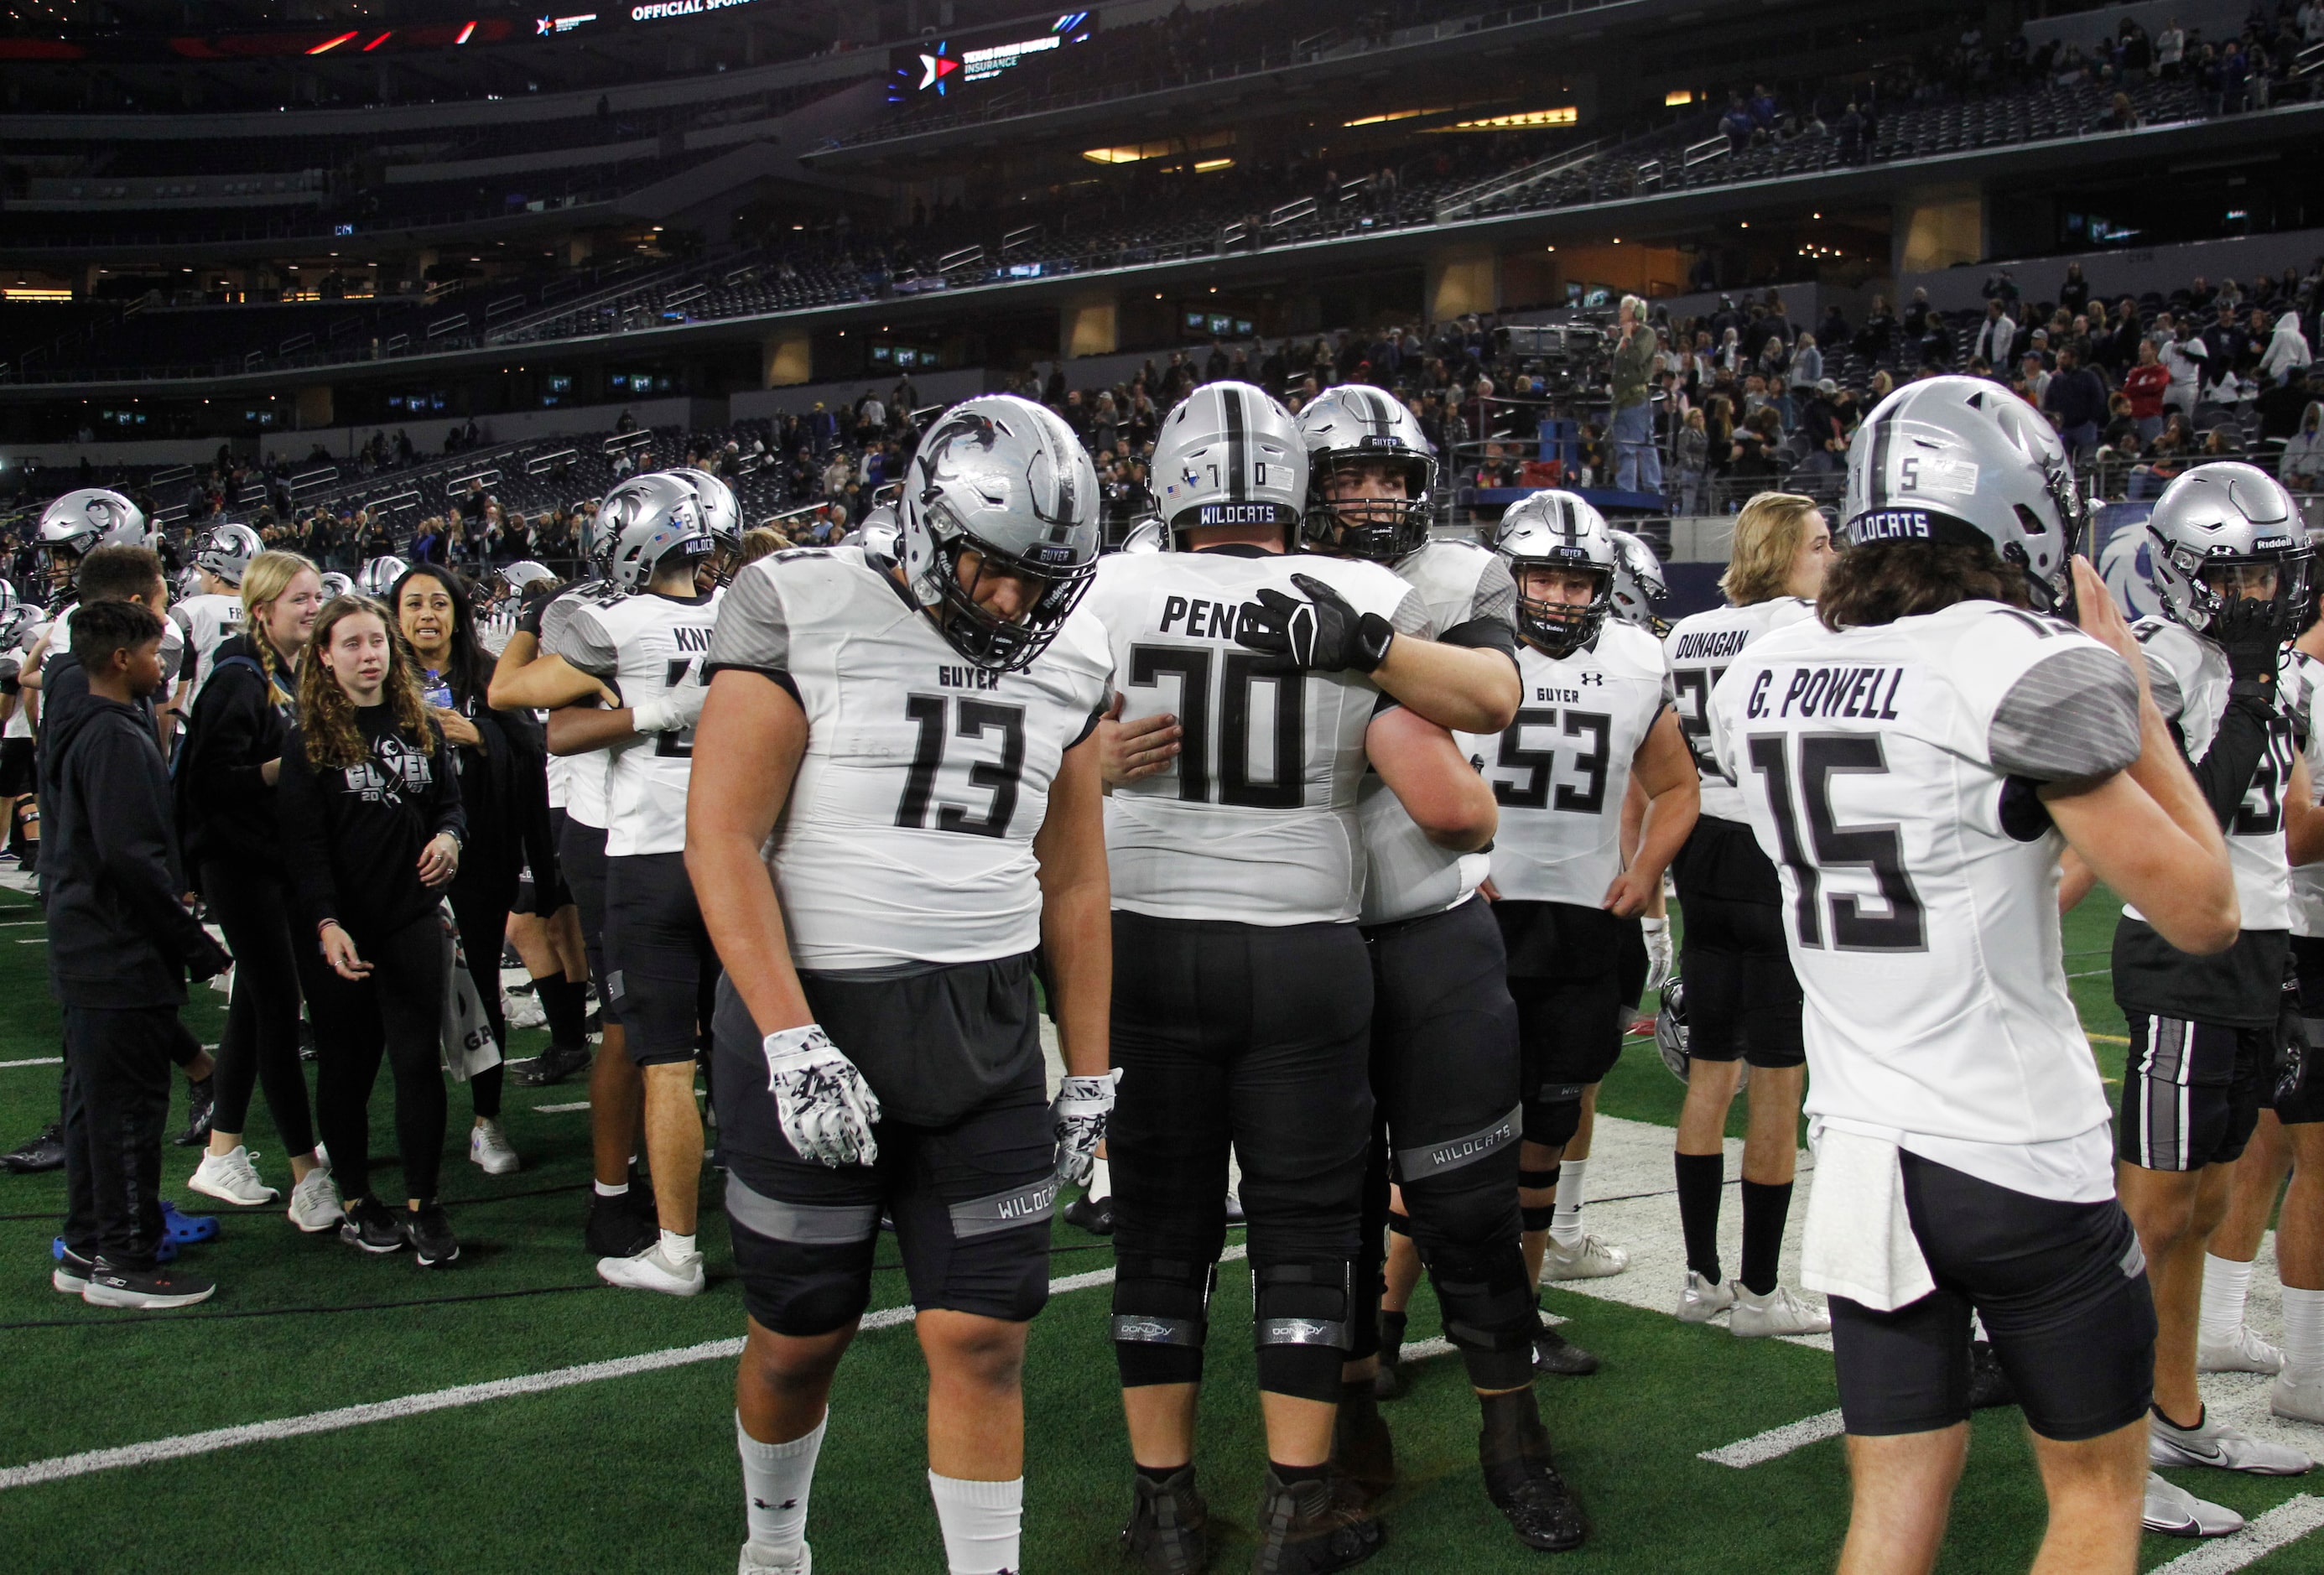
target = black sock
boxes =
[1478,1386,1542,1465]
[1136,1462,1187,1485]
[1379,1309,1407,1361]
[1270,1461,1328,1487]
[1739,1179,1794,1295]
[538,976,589,1048]
[1675,1151,1725,1282]
[1339,1378,1380,1421]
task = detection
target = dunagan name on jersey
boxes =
[1359,538,1520,926]
[705,545,1112,974]
[1664,595,1817,824]
[1084,545,1426,926]
[537,580,618,829]
[1708,600,2141,1197]
[1456,616,1667,910]
[544,584,721,859]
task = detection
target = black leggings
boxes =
[303,910,448,1203]
[450,869,517,1122]
[200,860,315,1155]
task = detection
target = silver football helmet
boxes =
[1297,384,1438,560]
[858,500,902,564]
[1117,517,1168,554]
[195,522,264,588]
[1495,490,1619,657]
[491,559,556,602]
[39,487,148,593]
[1842,374,2085,612]
[318,571,354,601]
[600,472,711,593]
[1152,381,1308,546]
[1607,528,1668,632]
[173,566,201,606]
[2145,461,2312,641]
[898,395,1100,673]
[355,556,408,600]
[670,466,743,581]
[1652,977,1749,1089]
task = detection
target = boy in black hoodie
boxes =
[46,600,232,1309]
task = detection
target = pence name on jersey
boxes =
[1082,548,1427,925]
[1664,596,1817,821]
[1358,538,1519,925]
[2283,648,2324,939]
[172,592,245,710]
[544,585,722,858]
[705,546,1111,971]
[2129,616,2294,933]
[1457,618,1666,907]
[1706,600,2142,1151]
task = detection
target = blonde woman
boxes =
[178,551,340,1230]
[1658,492,1835,1335]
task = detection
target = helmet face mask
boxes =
[2145,460,2314,642]
[1296,386,1438,561]
[1496,490,1619,658]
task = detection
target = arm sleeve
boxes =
[704,560,792,678]
[542,602,619,678]
[1987,645,2143,784]
[275,738,342,933]
[2184,693,2276,829]
[83,725,216,964]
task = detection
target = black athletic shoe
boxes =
[515,1041,592,1088]
[401,1202,460,1266]
[51,1240,93,1295]
[1063,1193,1115,1235]
[1,1122,64,1173]
[1481,1445,1588,1552]
[171,1076,216,1147]
[1531,1324,1600,1376]
[1331,1387,1396,1505]
[81,1258,216,1309]
[341,1195,406,1254]
[584,1190,656,1259]
[1250,1468,1383,1575]
[1121,1465,1208,1575]
[1968,1338,2017,1411]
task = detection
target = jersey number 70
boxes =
[1746,731,1927,952]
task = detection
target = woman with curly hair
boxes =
[278,595,467,1266]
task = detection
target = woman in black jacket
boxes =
[391,562,556,1179]
[177,550,338,1230]
[279,595,466,1266]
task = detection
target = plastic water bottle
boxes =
[422,669,455,710]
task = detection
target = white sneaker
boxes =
[1729,1283,1832,1338]
[286,1167,345,1234]
[504,989,547,1030]
[2272,1368,2324,1425]
[470,1120,519,1177]
[2199,1324,2285,1374]
[1677,1270,1738,1323]
[2141,1471,2244,1537]
[1539,1231,1629,1281]
[2149,1407,2315,1475]
[739,1541,810,1575]
[598,1242,706,1297]
[188,1145,278,1206]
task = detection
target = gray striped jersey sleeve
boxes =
[1389,583,1431,637]
[1987,645,2143,783]
[705,561,790,674]
[542,601,619,678]
[1469,555,1518,629]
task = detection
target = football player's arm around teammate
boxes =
[1365,704,1497,850]
[1604,708,1698,917]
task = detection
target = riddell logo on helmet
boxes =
[1851,510,1934,541]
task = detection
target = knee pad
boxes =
[1112,1255,1216,1388]
[1519,1166,1559,1233]
[1252,1260,1354,1403]
[732,1233,877,1338]
[1524,1094,1581,1149]
[1425,1242,1541,1393]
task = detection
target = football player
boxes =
[1454,494,1697,1309]
[1085,381,1500,1575]
[2075,459,2316,1484]
[1713,376,2243,1564]
[21,492,183,730]
[355,555,408,600]
[1660,492,1835,1336]
[537,476,724,1297]
[169,522,259,721]
[686,397,1113,1575]
[1287,385,1585,1549]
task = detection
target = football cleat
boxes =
[2149,1407,2313,1475]
[401,1203,460,1267]
[1538,1232,1627,1281]
[737,1541,810,1575]
[598,1240,705,1297]
[1531,1324,1600,1376]
[1063,1193,1115,1235]
[1250,1466,1382,1575]
[341,1195,406,1255]
[1677,1270,1737,1323]
[1480,1418,1588,1553]
[516,1042,592,1088]
[1121,1465,1208,1575]
[2271,1369,2324,1425]
[2198,1325,2285,1375]
[188,1146,278,1206]
[2141,1472,2243,1537]
[1,1121,65,1172]
[1729,1284,1831,1338]
[81,1258,215,1310]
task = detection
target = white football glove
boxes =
[762,1025,882,1168]
[1641,915,1674,995]
[631,681,706,735]
[1049,1068,1120,1187]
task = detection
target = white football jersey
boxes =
[170,593,245,713]
[1083,545,1427,925]
[706,546,1112,972]
[545,584,723,857]
[1664,596,1817,823]
[2284,648,2324,938]
[538,583,615,829]
[1358,538,1519,925]
[3,622,45,741]
[40,600,185,689]
[1708,600,2143,1198]
[2128,616,2292,934]
[1458,619,1668,907]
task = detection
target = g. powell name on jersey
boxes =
[1745,663,1907,721]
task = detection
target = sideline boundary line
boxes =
[1698,1409,1846,1468]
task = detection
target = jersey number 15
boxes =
[1746,730,1927,953]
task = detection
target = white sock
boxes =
[1087,1154,1112,1200]
[1550,1159,1588,1247]
[661,1229,698,1261]
[928,1471,1022,1575]
[594,1179,628,1198]
[2285,1286,2324,1375]
[2200,1253,2254,1348]
[737,1411,823,1560]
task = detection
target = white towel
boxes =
[1800,1120,1937,1312]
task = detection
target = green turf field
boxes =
[1,881,2318,1574]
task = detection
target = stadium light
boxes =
[308,30,360,53]
[363,32,393,49]
[456,20,477,43]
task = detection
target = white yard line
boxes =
[0,1056,61,1069]
[2147,1495,2324,1574]
[531,1101,591,1114]
[1699,1410,1848,1468]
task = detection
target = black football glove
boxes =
[1236,572,1395,674]
[2211,595,2285,689]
